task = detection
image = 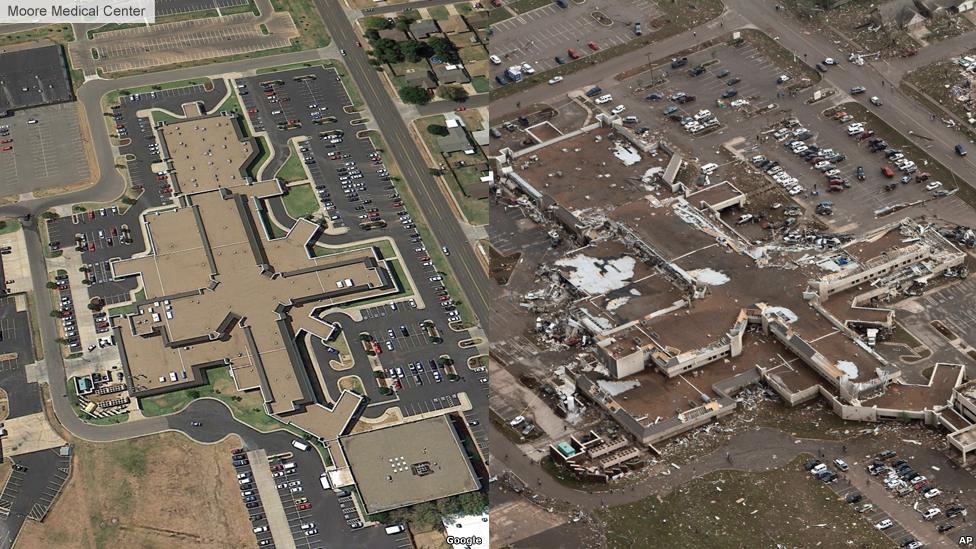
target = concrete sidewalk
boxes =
[247,449,296,549]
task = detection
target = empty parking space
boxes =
[155,0,249,15]
[0,103,90,198]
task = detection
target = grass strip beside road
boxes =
[275,142,307,183]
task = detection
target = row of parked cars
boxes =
[868,450,966,538]
[834,112,948,195]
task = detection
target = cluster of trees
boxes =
[368,34,461,66]
[369,492,488,530]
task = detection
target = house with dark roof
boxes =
[433,64,471,85]
[409,19,441,39]
[437,125,473,154]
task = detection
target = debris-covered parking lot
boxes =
[490,0,658,87]
[589,40,972,236]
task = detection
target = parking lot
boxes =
[589,40,967,236]
[0,447,72,548]
[490,0,657,86]
[0,103,90,198]
[74,1,298,75]
[155,0,249,16]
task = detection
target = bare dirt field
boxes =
[16,432,252,549]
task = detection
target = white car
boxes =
[594,94,613,105]
[489,54,502,65]
[701,163,718,175]
[824,57,837,65]
[610,105,626,115]
[924,488,942,499]
[923,507,941,520]
[926,181,943,191]
[521,62,536,75]
[510,415,525,427]
[548,76,563,85]
[874,519,892,530]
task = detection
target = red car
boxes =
[455,106,466,112]
[587,41,599,50]
[0,139,11,144]
[439,295,451,301]
[0,146,11,152]
[270,464,283,471]
[567,48,580,59]
[88,242,96,252]
[297,503,312,510]
[248,107,258,113]
[881,166,894,177]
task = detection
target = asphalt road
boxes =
[313,0,490,329]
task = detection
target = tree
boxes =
[399,40,429,63]
[426,124,449,136]
[429,167,443,177]
[187,389,201,399]
[50,310,63,318]
[45,281,57,289]
[395,13,417,31]
[369,38,403,64]
[364,28,380,41]
[427,36,460,63]
[398,85,431,105]
[437,85,468,102]
[362,16,392,30]
[41,211,59,220]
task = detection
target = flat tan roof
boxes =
[340,415,481,514]
[113,179,399,435]
[160,114,253,194]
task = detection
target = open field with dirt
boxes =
[16,433,252,549]
[598,455,891,549]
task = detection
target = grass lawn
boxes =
[599,456,892,549]
[311,239,394,260]
[459,45,489,64]
[456,2,473,14]
[275,142,308,183]
[139,367,280,431]
[216,89,244,117]
[338,376,365,395]
[508,0,552,13]
[281,182,319,219]
[151,109,184,124]
[427,5,450,19]
[0,220,21,235]
[0,24,73,47]
[487,7,513,25]
[269,0,330,49]
[471,76,490,93]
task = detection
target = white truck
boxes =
[291,439,310,451]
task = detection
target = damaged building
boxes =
[495,112,972,454]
